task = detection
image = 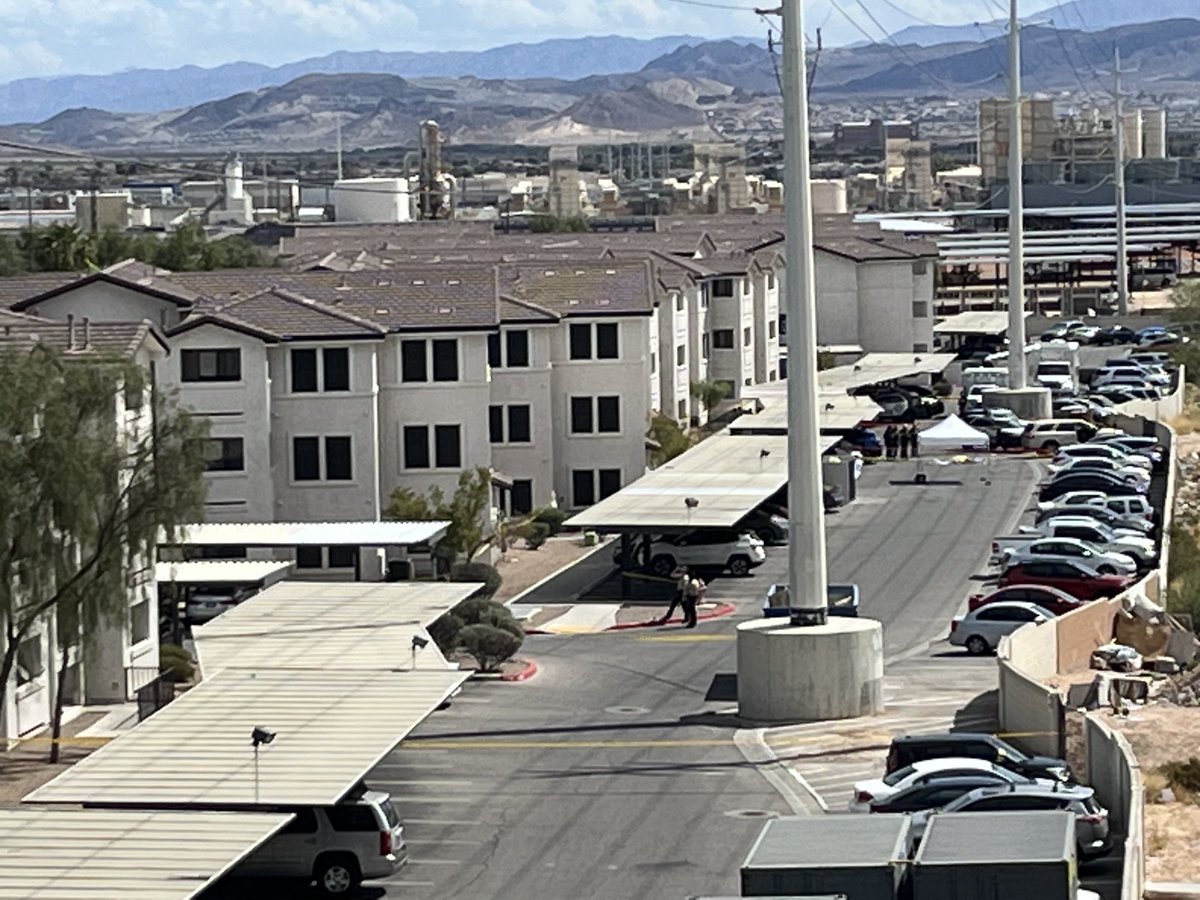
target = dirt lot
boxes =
[492,534,609,604]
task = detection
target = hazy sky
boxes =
[0,0,1067,82]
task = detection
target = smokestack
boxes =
[66,314,75,350]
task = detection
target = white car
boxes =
[645,529,766,577]
[1038,491,1155,521]
[1093,365,1171,387]
[949,601,1056,656]
[1003,537,1138,576]
[849,757,1038,812]
[1034,517,1157,567]
[1046,455,1150,484]
[1052,443,1151,470]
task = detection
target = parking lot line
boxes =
[403,737,734,750]
[633,634,735,643]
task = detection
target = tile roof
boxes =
[499,261,654,316]
[171,288,388,342]
[0,273,81,306]
[0,317,165,357]
[9,270,202,311]
[499,295,559,324]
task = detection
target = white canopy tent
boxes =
[917,415,991,452]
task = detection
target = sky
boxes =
[0,0,1068,83]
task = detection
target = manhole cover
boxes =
[724,809,779,820]
[605,705,650,715]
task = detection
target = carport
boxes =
[933,310,1028,354]
[191,581,481,677]
[0,807,290,899]
[24,667,469,807]
[815,352,957,393]
[159,520,451,581]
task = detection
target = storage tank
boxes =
[810,179,848,214]
[740,815,910,899]
[910,811,1079,900]
[331,177,412,223]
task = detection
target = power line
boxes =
[824,0,961,95]
[659,0,760,9]
[870,0,940,28]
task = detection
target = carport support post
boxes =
[620,533,633,600]
[1006,0,1028,392]
[782,0,828,622]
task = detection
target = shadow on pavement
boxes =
[705,673,738,703]
[951,689,999,732]
[201,879,385,900]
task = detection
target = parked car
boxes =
[643,530,766,577]
[909,784,1110,858]
[233,786,408,895]
[1036,360,1075,391]
[963,414,1025,450]
[1052,397,1091,418]
[1041,320,1085,341]
[738,509,789,545]
[967,584,1087,617]
[1039,490,1155,520]
[1046,455,1150,485]
[1095,325,1137,345]
[1052,442,1151,470]
[1091,384,1164,403]
[1094,361,1171,386]
[1029,519,1156,568]
[998,542,1137,578]
[1035,505,1154,537]
[1127,351,1173,368]
[850,757,1038,812]
[999,560,1133,600]
[868,776,1029,814]
[837,427,883,458]
[1096,435,1165,470]
[950,601,1056,655]
[1021,419,1098,452]
[184,590,241,624]
[885,732,1071,782]
[1039,471,1148,501]
[1138,329,1189,348]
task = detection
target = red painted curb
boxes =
[499,659,539,682]
[605,601,738,631]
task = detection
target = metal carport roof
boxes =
[191,581,479,676]
[163,520,450,548]
[155,560,294,585]
[933,311,1028,335]
[816,352,956,393]
[735,390,882,432]
[0,807,289,900]
[24,668,468,807]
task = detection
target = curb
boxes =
[605,601,738,631]
[499,658,539,682]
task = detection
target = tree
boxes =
[647,412,691,466]
[458,624,522,673]
[384,468,493,568]
[690,379,730,414]
[0,345,209,746]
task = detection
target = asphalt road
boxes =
[334,456,1045,900]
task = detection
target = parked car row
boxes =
[1042,321,1188,349]
[850,732,1109,859]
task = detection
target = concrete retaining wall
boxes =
[997,657,1064,757]
[1086,715,1145,900]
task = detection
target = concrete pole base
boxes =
[736,617,885,722]
[984,386,1053,420]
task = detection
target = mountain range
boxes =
[7,17,1200,152]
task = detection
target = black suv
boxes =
[885,732,1071,783]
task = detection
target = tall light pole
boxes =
[1113,47,1130,316]
[1006,0,1028,390]
[781,0,828,623]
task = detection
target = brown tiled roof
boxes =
[0,318,165,357]
[499,261,654,317]
[9,270,201,311]
[0,273,81,306]
[499,295,559,324]
[171,288,387,342]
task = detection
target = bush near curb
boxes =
[428,596,526,671]
[459,624,523,673]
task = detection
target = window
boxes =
[743,278,751,295]
[572,470,595,506]
[713,329,734,349]
[324,436,352,481]
[293,437,320,481]
[281,809,319,834]
[488,333,501,368]
[434,424,461,468]
[676,345,685,366]
[16,637,43,686]
[181,348,240,382]
[570,397,593,434]
[712,279,735,298]
[769,321,777,339]
[508,405,531,443]
[328,546,357,569]
[650,352,657,374]
[403,426,430,469]
[511,479,533,515]
[769,369,777,382]
[779,314,787,337]
[913,342,929,353]
[743,326,752,347]
[204,437,245,472]
[596,323,619,359]
[597,396,620,433]
[291,348,318,392]
[766,271,776,289]
[599,469,621,499]
[401,340,427,382]
[569,323,591,360]
[296,546,323,569]
[677,399,687,419]
[675,293,684,312]
[326,805,380,831]
[702,333,711,359]
[506,330,529,367]
[432,339,458,381]
[130,598,151,644]
[323,348,350,391]
[717,379,735,396]
[489,406,504,443]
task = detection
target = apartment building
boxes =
[0,316,167,742]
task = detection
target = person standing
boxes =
[898,425,911,460]
[660,564,689,624]
[909,425,920,458]
[883,425,898,460]
[682,574,705,628]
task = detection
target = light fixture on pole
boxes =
[684,496,699,524]
[411,634,429,669]
[250,726,276,804]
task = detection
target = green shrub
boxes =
[458,623,523,672]
[1160,757,1200,795]
[531,506,567,536]
[455,597,525,640]
[932,379,952,398]
[159,643,194,684]
[428,611,464,653]
[450,561,502,599]
[513,520,550,549]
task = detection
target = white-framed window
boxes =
[711,279,735,299]
[488,329,530,368]
[489,404,532,444]
[401,338,459,382]
[291,347,350,392]
[16,636,43,686]
[713,329,734,349]
[743,326,752,347]
[676,345,686,367]
[180,348,241,382]
[569,396,621,435]
[402,424,462,470]
[292,435,353,481]
[571,468,622,506]
[568,322,619,360]
[204,437,245,472]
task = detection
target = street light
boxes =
[411,634,429,669]
[251,726,276,803]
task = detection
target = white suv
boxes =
[646,530,767,577]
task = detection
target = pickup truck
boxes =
[1025,517,1157,568]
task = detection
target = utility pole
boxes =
[1006,0,1028,390]
[335,116,344,181]
[1112,47,1130,315]
[780,0,828,622]
[25,186,33,270]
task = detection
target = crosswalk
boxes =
[763,654,1000,813]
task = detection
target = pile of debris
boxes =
[1153,664,1200,707]
[1175,451,1200,528]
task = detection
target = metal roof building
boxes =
[191,581,478,676]
[163,520,450,548]
[0,807,289,900]
[24,668,468,808]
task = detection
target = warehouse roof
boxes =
[0,807,289,900]
[25,668,468,807]
[163,520,449,548]
[191,581,477,676]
